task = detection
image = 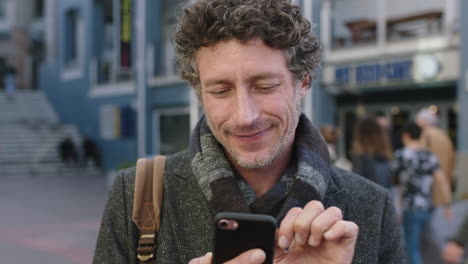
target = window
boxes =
[100,104,136,140]
[386,0,444,41]
[0,0,13,33]
[34,0,44,18]
[331,0,378,49]
[152,0,180,79]
[328,0,449,50]
[93,0,133,85]
[95,0,115,83]
[64,9,82,68]
[0,0,5,20]
[153,108,190,155]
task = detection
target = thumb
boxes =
[189,252,213,264]
[224,249,266,264]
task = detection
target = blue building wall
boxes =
[39,0,330,171]
[40,0,192,170]
[144,0,191,157]
[40,0,135,170]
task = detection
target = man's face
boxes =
[196,38,308,169]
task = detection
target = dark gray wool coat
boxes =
[93,115,407,264]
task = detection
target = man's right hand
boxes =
[190,201,358,264]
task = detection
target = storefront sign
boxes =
[323,51,457,94]
[335,59,413,87]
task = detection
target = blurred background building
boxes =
[314,0,468,199]
[0,0,44,91]
[318,0,460,159]
[0,0,458,197]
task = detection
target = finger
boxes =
[277,207,302,249]
[308,206,342,246]
[323,220,359,242]
[224,249,266,264]
[189,252,212,264]
[293,200,325,246]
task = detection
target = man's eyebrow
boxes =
[204,73,284,87]
[203,79,231,88]
[247,73,284,83]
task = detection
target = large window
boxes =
[0,0,5,19]
[0,0,13,33]
[93,0,133,85]
[153,108,190,155]
[64,9,82,69]
[329,0,455,50]
[151,0,180,79]
[331,0,378,49]
[386,0,444,42]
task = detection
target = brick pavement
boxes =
[0,171,108,264]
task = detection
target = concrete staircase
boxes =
[0,91,100,176]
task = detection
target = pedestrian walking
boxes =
[58,137,79,167]
[391,121,452,264]
[416,107,456,206]
[5,66,16,101]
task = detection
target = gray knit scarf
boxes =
[189,114,332,222]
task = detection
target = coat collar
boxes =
[175,114,339,220]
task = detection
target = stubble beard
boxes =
[205,91,302,169]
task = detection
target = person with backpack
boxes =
[93,1,406,263]
[416,107,456,207]
[391,121,452,264]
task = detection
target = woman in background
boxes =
[351,115,393,188]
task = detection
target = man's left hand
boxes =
[275,200,358,264]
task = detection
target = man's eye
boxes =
[256,84,279,92]
[209,89,230,97]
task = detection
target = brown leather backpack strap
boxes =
[133,155,166,263]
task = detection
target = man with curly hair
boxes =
[94,0,406,263]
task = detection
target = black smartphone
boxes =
[213,212,277,264]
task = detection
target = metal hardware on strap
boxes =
[134,156,166,263]
[137,253,154,262]
[137,233,156,262]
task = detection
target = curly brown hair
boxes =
[174,0,322,96]
[351,116,393,160]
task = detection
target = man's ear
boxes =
[299,76,311,97]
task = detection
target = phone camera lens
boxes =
[219,219,229,229]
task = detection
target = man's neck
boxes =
[231,144,294,198]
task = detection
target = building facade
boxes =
[313,0,468,198]
[40,0,467,198]
[0,0,44,90]
[319,0,459,154]
[39,0,318,171]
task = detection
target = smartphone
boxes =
[213,212,277,264]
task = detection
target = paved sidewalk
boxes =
[0,172,108,264]
[2,171,466,263]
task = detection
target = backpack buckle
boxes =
[137,234,155,262]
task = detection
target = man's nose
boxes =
[233,88,260,127]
